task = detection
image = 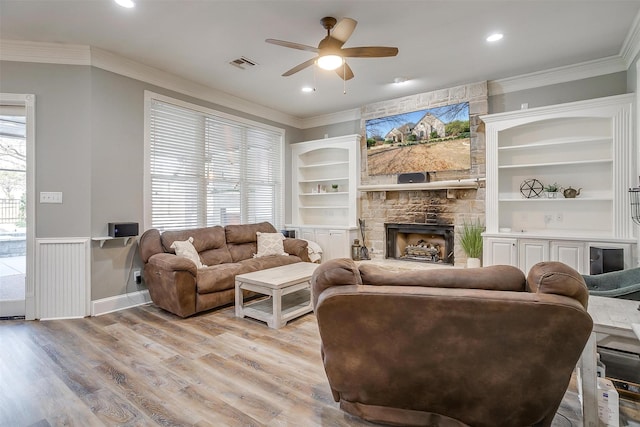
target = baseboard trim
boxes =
[91,290,152,316]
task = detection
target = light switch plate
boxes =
[40,192,63,203]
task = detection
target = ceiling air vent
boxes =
[229,56,258,70]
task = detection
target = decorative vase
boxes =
[466,257,481,268]
[546,191,558,199]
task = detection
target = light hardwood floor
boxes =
[0,303,584,427]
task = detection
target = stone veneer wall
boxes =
[359,81,488,266]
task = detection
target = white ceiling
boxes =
[1,0,639,121]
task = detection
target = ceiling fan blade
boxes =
[282,57,317,76]
[331,18,357,44]
[341,46,399,58]
[335,62,354,81]
[265,38,318,53]
[331,18,358,44]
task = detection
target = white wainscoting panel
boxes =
[36,238,90,320]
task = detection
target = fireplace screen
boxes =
[385,223,454,264]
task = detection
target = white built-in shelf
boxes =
[497,136,611,151]
[498,159,612,169]
[358,178,482,192]
[498,197,612,202]
[299,161,349,169]
[300,191,348,196]
[291,134,360,229]
[299,205,349,209]
[92,236,136,248]
[299,177,349,183]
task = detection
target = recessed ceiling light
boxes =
[393,77,408,84]
[115,0,135,8]
[301,87,314,93]
[486,33,503,42]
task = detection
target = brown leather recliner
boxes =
[311,259,593,427]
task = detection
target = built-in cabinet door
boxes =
[518,239,549,275]
[484,237,518,267]
[550,241,586,274]
[315,229,350,261]
[299,229,315,242]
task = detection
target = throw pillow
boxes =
[254,232,287,258]
[170,237,206,268]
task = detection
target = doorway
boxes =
[0,94,34,320]
[0,109,26,318]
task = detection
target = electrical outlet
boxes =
[133,270,141,284]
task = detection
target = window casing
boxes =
[145,92,284,231]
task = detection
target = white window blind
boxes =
[147,96,284,231]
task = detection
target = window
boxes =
[145,92,284,231]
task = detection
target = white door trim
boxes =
[0,93,36,319]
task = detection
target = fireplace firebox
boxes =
[385,223,454,265]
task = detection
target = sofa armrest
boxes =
[284,238,311,262]
[147,253,198,276]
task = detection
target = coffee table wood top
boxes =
[235,262,319,289]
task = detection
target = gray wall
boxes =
[0,62,93,238]
[0,60,303,300]
[489,72,628,114]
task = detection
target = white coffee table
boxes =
[580,296,640,427]
[235,262,319,329]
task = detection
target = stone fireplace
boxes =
[358,81,488,267]
[386,222,455,264]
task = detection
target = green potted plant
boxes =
[460,219,484,268]
[544,182,559,198]
[331,184,339,192]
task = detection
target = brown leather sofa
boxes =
[139,222,310,318]
[312,259,593,427]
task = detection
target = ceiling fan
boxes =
[265,16,399,81]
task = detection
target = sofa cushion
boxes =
[170,237,206,269]
[161,226,233,266]
[238,254,301,273]
[225,222,277,244]
[255,232,287,257]
[225,222,277,262]
[359,263,526,292]
[197,263,245,294]
[161,226,228,253]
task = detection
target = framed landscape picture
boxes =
[365,101,471,175]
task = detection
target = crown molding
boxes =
[0,39,91,65]
[621,9,640,67]
[299,107,361,129]
[488,55,627,96]
[89,47,302,129]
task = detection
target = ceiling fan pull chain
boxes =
[313,61,317,91]
[343,61,347,94]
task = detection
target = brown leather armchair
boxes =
[311,259,593,427]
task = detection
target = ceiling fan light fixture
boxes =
[317,54,344,71]
[114,0,135,8]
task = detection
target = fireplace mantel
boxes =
[358,178,483,192]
